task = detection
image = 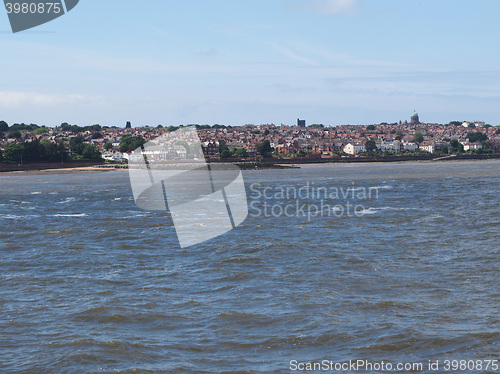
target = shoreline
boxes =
[1,155,499,175]
[2,166,121,175]
[284,158,500,168]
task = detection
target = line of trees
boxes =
[0,137,103,164]
[68,136,102,161]
[119,134,146,153]
[0,120,125,135]
[218,145,249,159]
[216,141,273,159]
[0,139,68,164]
[0,119,104,163]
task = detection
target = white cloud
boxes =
[269,42,320,66]
[0,91,98,108]
[288,0,358,14]
[313,0,358,14]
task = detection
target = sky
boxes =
[1,0,500,127]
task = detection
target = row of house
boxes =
[2,117,499,159]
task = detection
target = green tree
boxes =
[104,142,113,151]
[34,127,49,135]
[0,120,8,132]
[22,140,43,163]
[134,136,146,149]
[119,135,145,152]
[255,140,273,157]
[365,139,377,152]
[119,135,133,152]
[69,135,85,155]
[40,138,63,162]
[234,148,248,158]
[480,141,493,152]
[218,145,231,158]
[60,122,71,131]
[9,123,32,131]
[466,132,488,143]
[3,143,24,163]
[366,125,375,130]
[450,139,464,153]
[8,130,22,139]
[82,144,101,160]
[413,132,424,144]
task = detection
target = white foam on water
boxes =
[57,197,76,204]
[10,200,31,204]
[357,208,378,215]
[414,214,445,223]
[0,214,40,220]
[376,206,424,211]
[53,213,88,218]
[0,214,24,220]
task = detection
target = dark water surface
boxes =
[1,161,499,373]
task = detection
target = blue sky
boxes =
[1,0,500,127]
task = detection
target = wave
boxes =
[376,206,423,211]
[370,185,394,190]
[57,197,76,204]
[53,213,88,218]
[357,206,426,215]
[414,214,444,223]
[10,200,31,204]
[0,214,40,220]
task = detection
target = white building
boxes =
[402,142,417,152]
[462,142,482,151]
[419,141,435,153]
[102,152,127,162]
[343,143,366,155]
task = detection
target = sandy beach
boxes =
[1,166,125,175]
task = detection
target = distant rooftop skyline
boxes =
[1,0,500,127]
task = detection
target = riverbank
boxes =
[2,153,499,174]
[269,153,500,165]
[3,166,120,175]
[0,162,114,174]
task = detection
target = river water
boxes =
[1,161,499,373]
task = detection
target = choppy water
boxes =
[1,161,499,373]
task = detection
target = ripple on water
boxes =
[0,164,499,373]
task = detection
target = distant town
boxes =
[1,111,500,167]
